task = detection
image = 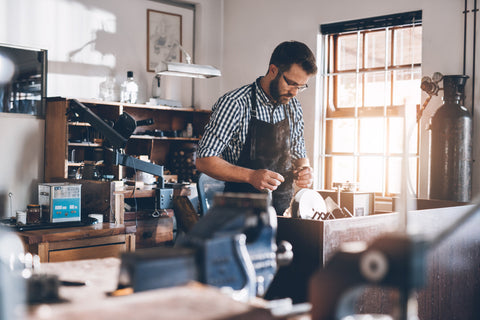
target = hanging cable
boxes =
[472,0,477,117]
[464,0,469,75]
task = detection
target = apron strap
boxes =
[250,82,257,119]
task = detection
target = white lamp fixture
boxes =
[155,43,221,79]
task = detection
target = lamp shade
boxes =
[155,61,221,79]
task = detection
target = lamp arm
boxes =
[167,40,192,64]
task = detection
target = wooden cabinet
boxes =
[44,97,211,182]
[18,223,135,263]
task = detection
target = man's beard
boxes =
[269,73,293,105]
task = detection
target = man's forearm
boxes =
[293,158,310,168]
[196,156,254,184]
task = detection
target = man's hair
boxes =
[269,41,317,75]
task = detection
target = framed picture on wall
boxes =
[147,9,183,72]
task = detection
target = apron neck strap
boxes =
[250,81,258,118]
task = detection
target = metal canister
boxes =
[26,204,41,224]
[429,75,473,202]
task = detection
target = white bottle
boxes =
[120,71,139,104]
[186,123,193,138]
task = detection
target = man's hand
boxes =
[248,169,285,191]
[294,166,313,189]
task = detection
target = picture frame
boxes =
[147,9,183,72]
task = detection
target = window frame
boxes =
[319,21,422,198]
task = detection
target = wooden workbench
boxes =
[18,223,135,263]
[26,258,277,320]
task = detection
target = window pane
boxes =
[365,30,387,68]
[359,118,384,153]
[331,156,354,184]
[330,119,355,153]
[337,33,360,70]
[388,157,401,194]
[393,27,422,65]
[388,118,403,154]
[336,74,360,108]
[358,157,383,192]
[388,118,418,154]
[364,72,390,107]
[392,69,421,105]
[388,157,417,195]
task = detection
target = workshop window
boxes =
[319,11,422,197]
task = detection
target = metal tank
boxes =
[429,75,473,202]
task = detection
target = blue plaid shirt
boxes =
[197,78,307,164]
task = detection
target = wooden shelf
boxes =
[68,142,103,147]
[75,98,212,113]
[45,97,211,183]
[68,162,83,167]
[68,121,91,127]
[130,135,201,141]
[114,185,156,198]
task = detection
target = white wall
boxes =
[222,0,480,200]
[0,113,44,217]
[0,0,223,216]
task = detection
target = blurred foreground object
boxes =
[0,226,26,320]
[309,202,480,320]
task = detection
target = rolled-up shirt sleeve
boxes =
[197,94,240,160]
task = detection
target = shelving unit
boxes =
[44,97,212,182]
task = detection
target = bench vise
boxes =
[117,193,292,299]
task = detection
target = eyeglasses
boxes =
[282,74,308,92]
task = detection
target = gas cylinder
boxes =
[429,75,473,202]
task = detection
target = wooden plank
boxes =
[37,242,49,263]
[132,217,174,249]
[44,98,68,181]
[47,234,126,251]
[18,223,126,245]
[48,243,127,262]
[114,186,156,199]
[114,192,124,224]
[126,233,136,252]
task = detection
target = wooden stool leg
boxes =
[38,242,50,263]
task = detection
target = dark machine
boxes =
[117,192,293,299]
[68,99,174,210]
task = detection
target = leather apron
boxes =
[224,81,294,215]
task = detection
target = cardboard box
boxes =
[39,183,81,222]
[318,190,375,216]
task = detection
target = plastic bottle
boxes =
[120,71,139,104]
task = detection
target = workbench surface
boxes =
[26,258,285,320]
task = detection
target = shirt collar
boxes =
[254,76,274,107]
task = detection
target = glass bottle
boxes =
[120,71,139,104]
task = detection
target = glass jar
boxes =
[27,204,41,224]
